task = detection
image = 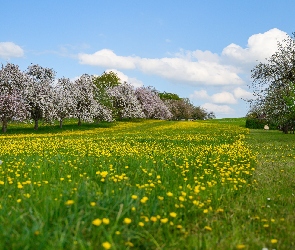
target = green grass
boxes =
[0,119,294,249]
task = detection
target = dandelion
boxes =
[236,244,246,249]
[102,241,112,249]
[115,231,121,235]
[160,218,168,223]
[90,202,96,207]
[102,218,110,225]
[92,218,102,226]
[125,241,134,247]
[271,239,278,244]
[17,199,22,203]
[204,226,212,231]
[150,216,157,222]
[131,195,138,200]
[169,212,177,218]
[203,209,209,213]
[138,222,144,227]
[65,200,74,205]
[140,196,148,203]
[123,218,132,224]
[166,192,173,197]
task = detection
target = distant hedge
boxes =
[245,118,277,130]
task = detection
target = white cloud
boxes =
[105,69,143,88]
[201,103,235,115]
[233,87,254,100]
[190,89,210,100]
[78,49,243,86]
[78,49,137,69]
[222,28,288,66]
[190,90,237,104]
[0,42,24,59]
[211,91,237,104]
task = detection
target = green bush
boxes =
[245,118,277,129]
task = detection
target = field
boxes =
[0,119,294,249]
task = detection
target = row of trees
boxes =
[247,32,295,133]
[0,63,214,133]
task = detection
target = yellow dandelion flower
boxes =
[123,218,132,224]
[138,222,144,227]
[102,241,112,249]
[236,244,246,249]
[271,239,278,244]
[166,192,173,197]
[92,218,102,226]
[90,202,96,207]
[65,200,74,206]
[204,226,212,231]
[160,218,168,223]
[131,195,138,200]
[125,241,134,247]
[150,216,157,222]
[17,199,22,203]
[115,231,121,235]
[102,218,110,225]
[169,212,177,218]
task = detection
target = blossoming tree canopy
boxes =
[0,63,29,133]
[25,64,56,130]
[73,74,112,125]
[107,82,145,120]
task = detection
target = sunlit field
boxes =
[0,119,294,249]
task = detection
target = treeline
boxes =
[0,63,215,133]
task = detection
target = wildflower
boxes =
[115,231,121,235]
[102,218,110,225]
[90,202,96,207]
[138,222,144,227]
[131,206,136,211]
[157,196,164,200]
[131,195,138,200]
[102,241,112,249]
[125,241,134,247]
[204,226,212,231]
[203,209,209,213]
[92,218,102,226]
[271,239,278,244]
[236,244,246,249]
[150,216,157,222]
[169,212,177,218]
[160,218,168,223]
[65,200,74,206]
[0,181,4,185]
[123,218,132,224]
[17,199,22,203]
[140,197,148,203]
[166,192,173,197]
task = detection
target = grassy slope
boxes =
[0,118,295,249]
[203,119,295,249]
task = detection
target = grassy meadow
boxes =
[0,119,294,249]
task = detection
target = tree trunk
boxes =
[282,125,288,134]
[34,119,39,130]
[59,119,63,128]
[1,119,7,133]
[78,117,81,126]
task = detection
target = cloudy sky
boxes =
[1,1,295,118]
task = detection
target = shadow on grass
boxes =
[1,120,116,135]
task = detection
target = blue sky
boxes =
[1,1,295,118]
